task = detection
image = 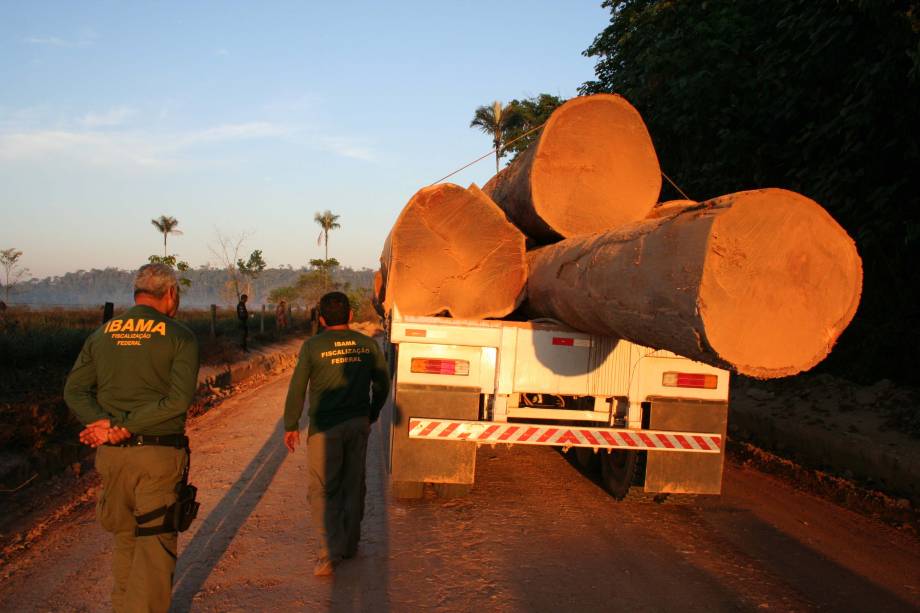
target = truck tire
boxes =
[600,450,638,500]
[574,446,600,472]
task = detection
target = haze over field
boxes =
[0,1,606,278]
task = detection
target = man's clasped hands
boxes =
[79,419,132,448]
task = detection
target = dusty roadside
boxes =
[731,372,920,510]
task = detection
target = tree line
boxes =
[468,0,918,384]
[10,265,375,308]
[4,207,356,310]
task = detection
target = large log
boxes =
[526,189,863,378]
[486,94,662,243]
[377,183,527,319]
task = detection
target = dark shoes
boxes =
[314,547,358,576]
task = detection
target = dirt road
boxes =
[2,372,918,612]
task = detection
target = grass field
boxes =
[0,305,315,485]
[0,305,306,373]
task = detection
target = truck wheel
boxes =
[391,480,424,500]
[574,447,599,472]
[600,450,638,500]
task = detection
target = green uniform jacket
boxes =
[64,304,200,436]
[284,329,390,435]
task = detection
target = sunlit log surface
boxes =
[526,188,863,378]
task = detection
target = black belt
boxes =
[110,434,189,449]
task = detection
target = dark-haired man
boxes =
[237,293,249,351]
[64,262,200,613]
[283,291,390,577]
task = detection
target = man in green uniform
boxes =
[237,293,249,351]
[283,291,390,577]
[64,263,200,613]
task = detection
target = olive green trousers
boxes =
[307,416,370,562]
[95,445,187,613]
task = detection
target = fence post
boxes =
[260,304,265,333]
[102,302,114,324]
[210,304,217,339]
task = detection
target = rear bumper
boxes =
[408,418,722,453]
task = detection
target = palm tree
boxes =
[314,210,341,261]
[470,100,523,175]
[151,215,182,257]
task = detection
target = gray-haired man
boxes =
[65,263,200,613]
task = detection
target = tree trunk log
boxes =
[485,94,661,244]
[526,189,862,378]
[377,183,527,319]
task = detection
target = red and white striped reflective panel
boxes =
[408,419,722,453]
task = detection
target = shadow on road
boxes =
[170,418,288,612]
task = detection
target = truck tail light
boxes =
[662,371,718,389]
[410,358,470,376]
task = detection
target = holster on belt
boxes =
[134,446,200,537]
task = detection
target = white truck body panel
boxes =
[390,309,729,430]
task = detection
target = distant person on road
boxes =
[64,263,200,613]
[237,293,249,351]
[276,299,288,331]
[283,291,390,577]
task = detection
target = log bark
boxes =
[486,94,661,243]
[526,189,862,378]
[648,199,698,218]
[377,183,527,319]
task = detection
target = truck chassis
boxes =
[382,309,729,500]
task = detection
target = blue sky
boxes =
[1,1,609,278]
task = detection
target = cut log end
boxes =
[698,189,863,378]
[488,94,662,243]
[380,183,527,320]
[530,94,662,237]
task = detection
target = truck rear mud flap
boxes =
[408,418,722,453]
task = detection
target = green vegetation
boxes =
[1,248,29,301]
[0,306,293,374]
[501,94,566,159]
[269,259,376,321]
[236,249,268,298]
[0,305,302,469]
[470,101,524,174]
[314,210,341,262]
[147,254,192,290]
[581,0,919,383]
[209,230,265,302]
[150,215,182,257]
[470,95,566,169]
